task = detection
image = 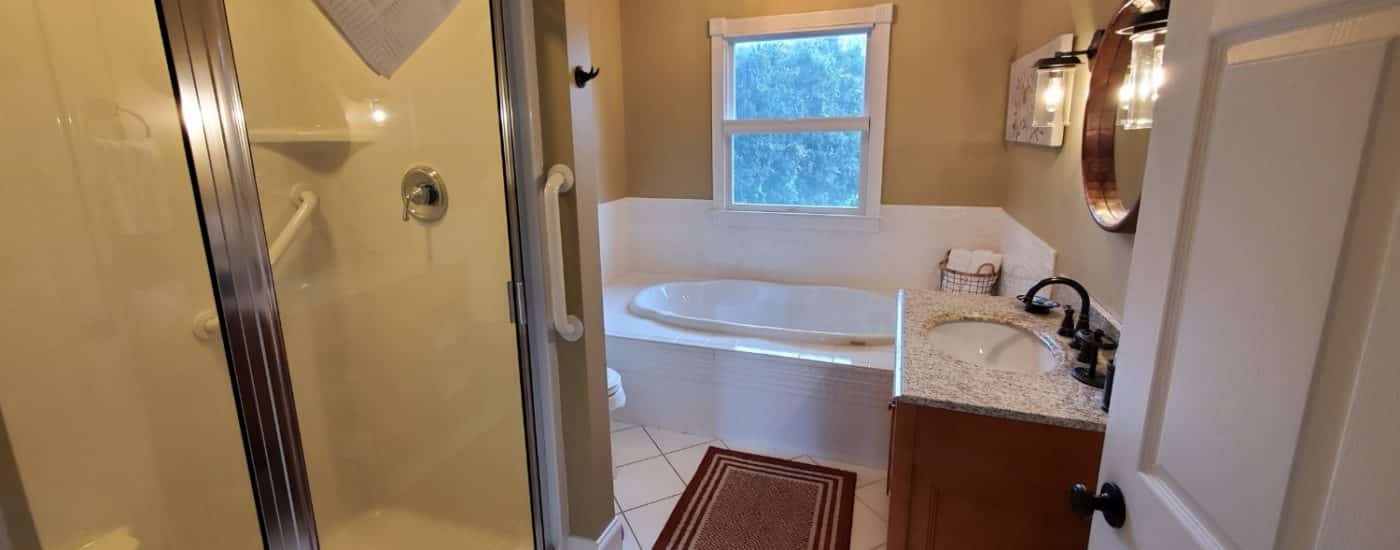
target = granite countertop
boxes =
[894,289,1107,432]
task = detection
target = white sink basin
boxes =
[926,321,1056,374]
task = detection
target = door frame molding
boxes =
[154,0,554,548]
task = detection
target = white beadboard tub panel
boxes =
[607,335,893,467]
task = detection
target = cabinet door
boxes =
[887,405,1103,549]
[886,403,920,549]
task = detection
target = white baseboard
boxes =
[565,515,624,550]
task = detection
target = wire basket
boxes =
[939,255,1000,295]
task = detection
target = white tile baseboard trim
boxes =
[567,515,624,550]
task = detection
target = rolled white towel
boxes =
[970,249,1003,274]
[947,248,975,272]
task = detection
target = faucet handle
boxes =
[1058,306,1078,337]
[1098,332,1119,351]
[1072,332,1108,388]
[1076,329,1101,362]
[1072,327,1104,352]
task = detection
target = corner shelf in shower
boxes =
[247,127,377,144]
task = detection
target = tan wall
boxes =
[0,2,262,548]
[619,0,1021,206]
[537,0,619,539]
[224,0,534,545]
[1005,0,1135,316]
[615,0,1135,311]
[592,0,631,202]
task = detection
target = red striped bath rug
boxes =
[654,447,857,550]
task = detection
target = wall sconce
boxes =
[1032,31,1103,129]
[1032,55,1078,128]
[1115,2,1169,129]
[1034,1,1170,131]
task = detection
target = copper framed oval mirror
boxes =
[1082,2,1161,233]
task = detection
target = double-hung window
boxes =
[709,5,893,227]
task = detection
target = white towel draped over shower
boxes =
[313,0,461,76]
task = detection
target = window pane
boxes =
[733,33,867,119]
[732,132,862,208]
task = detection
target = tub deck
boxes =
[605,272,896,370]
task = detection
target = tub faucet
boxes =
[1022,277,1092,338]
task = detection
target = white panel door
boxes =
[1093,0,1400,548]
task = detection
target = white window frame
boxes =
[709,4,893,231]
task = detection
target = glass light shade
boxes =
[1117,67,1136,123]
[1033,66,1075,128]
[1120,28,1166,129]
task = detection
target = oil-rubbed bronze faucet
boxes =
[1021,277,1093,337]
[1022,277,1119,388]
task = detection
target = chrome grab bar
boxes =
[193,185,318,340]
[543,165,583,342]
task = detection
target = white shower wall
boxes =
[599,198,1057,295]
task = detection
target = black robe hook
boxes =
[574,65,601,88]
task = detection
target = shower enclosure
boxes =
[1,0,554,548]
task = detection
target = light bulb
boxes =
[1118,71,1135,104]
[1042,77,1065,113]
[369,99,388,125]
[1032,66,1074,128]
[1122,29,1166,130]
[1150,45,1166,101]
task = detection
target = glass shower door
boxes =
[220,1,536,548]
[0,1,263,549]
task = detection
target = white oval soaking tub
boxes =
[628,280,896,345]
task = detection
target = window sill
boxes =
[707,209,881,233]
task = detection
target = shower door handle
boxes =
[542,164,584,342]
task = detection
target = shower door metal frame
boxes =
[153,0,552,548]
[155,0,319,547]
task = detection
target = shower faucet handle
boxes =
[401,183,437,221]
[400,166,448,222]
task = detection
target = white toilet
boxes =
[608,367,627,480]
[606,367,626,411]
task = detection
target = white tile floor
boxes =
[611,420,888,550]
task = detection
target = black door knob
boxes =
[1070,482,1126,528]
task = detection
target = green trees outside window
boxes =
[731,34,868,208]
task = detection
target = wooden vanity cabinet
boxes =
[886,402,1105,550]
